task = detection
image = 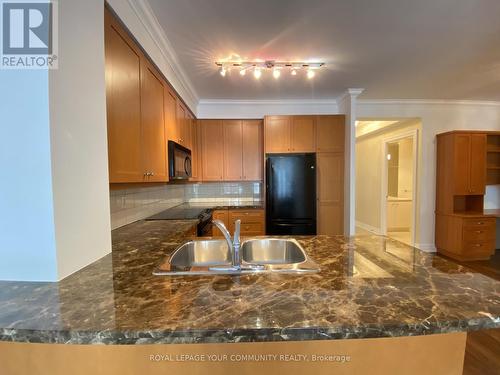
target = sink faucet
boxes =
[212,219,241,269]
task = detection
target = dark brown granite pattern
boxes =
[0,220,499,344]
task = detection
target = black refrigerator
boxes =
[266,153,317,235]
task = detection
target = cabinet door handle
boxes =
[476,230,483,234]
[477,222,484,225]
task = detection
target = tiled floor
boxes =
[387,231,412,246]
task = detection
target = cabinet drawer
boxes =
[463,226,495,242]
[462,218,495,228]
[229,209,264,223]
[462,239,495,254]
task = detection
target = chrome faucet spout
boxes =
[212,219,242,270]
[232,220,241,268]
[212,219,232,252]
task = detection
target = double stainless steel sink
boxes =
[154,238,320,276]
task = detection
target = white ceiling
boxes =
[147,0,500,101]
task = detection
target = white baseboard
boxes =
[415,243,437,252]
[355,221,382,235]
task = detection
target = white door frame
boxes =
[380,129,419,246]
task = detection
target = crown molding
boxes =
[357,99,500,107]
[337,88,365,103]
[127,0,199,110]
[198,99,339,106]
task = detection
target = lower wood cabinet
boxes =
[436,214,496,260]
[212,209,265,237]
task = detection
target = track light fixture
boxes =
[215,60,324,80]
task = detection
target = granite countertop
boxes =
[0,219,499,345]
[180,201,265,210]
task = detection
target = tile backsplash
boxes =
[185,182,262,203]
[110,182,262,229]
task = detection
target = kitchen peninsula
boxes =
[0,219,498,374]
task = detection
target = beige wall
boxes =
[355,120,421,239]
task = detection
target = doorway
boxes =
[381,130,418,246]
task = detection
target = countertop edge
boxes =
[1,317,498,345]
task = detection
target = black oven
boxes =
[168,141,192,180]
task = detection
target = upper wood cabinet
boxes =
[291,116,315,152]
[190,118,201,181]
[265,116,291,153]
[201,120,224,181]
[242,120,263,180]
[264,115,316,153]
[105,7,199,184]
[164,88,179,145]
[140,61,167,182]
[223,120,244,180]
[104,10,143,183]
[450,133,487,195]
[316,115,345,152]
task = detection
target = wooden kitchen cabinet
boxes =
[265,116,291,153]
[201,120,224,181]
[316,115,345,152]
[317,152,344,235]
[190,119,201,181]
[140,61,167,182]
[104,9,143,183]
[242,120,263,180]
[105,7,197,184]
[223,120,244,180]
[228,209,265,236]
[212,209,229,237]
[291,116,315,152]
[265,115,316,153]
[435,131,496,261]
[450,133,487,195]
[164,88,179,144]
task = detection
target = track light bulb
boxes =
[219,67,226,77]
[307,69,315,79]
[254,68,262,79]
[291,68,297,76]
[239,68,246,76]
[273,68,281,79]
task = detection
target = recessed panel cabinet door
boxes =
[291,116,315,152]
[265,116,290,153]
[317,153,344,235]
[140,62,167,182]
[453,134,471,195]
[242,120,263,181]
[201,120,224,181]
[105,11,143,183]
[469,134,486,194]
[190,119,200,181]
[223,120,243,180]
[316,115,345,152]
[164,89,179,144]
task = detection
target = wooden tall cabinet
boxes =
[316,115,345,235]
[435,131,496,260]
[265,116,291,153]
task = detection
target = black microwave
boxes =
[168,141,192,180]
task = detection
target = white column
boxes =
[338,89,364,236]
